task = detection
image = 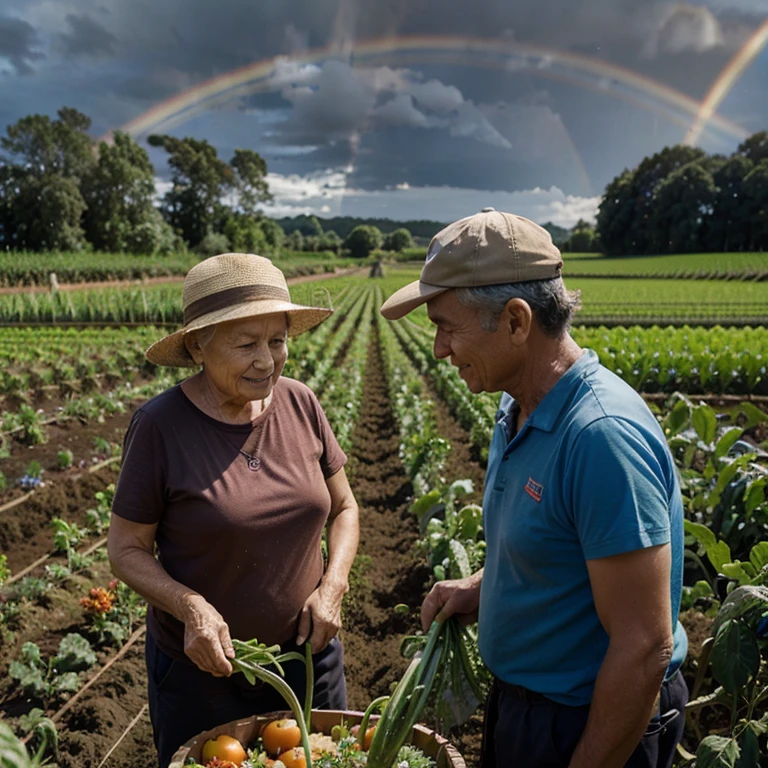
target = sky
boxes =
[0,0,766,227]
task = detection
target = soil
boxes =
[0,315,486,768]
[3,311,750,767]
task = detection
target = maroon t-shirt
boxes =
[111,377,346,661]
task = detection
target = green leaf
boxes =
[714,427,744,460]
[692,404,718,445]
[448,540,472,580]
[457,504,483,541]
[9,660,44,696]
[53,633,96,673]
[684,520,732,574]
[749,541,768,573]
[735,726,760,768]
[744,480,765,516]
[735,402,768,430]
[721,562,755,585]
[410,490,442,517]
[714,585,768,634]
[696,735,740,768]
[662,397,690,437]
[710,620,760,694]
[448,479,474,498]
[53,672,80,694]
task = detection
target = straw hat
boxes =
[146,253,333,367]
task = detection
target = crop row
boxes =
[403,310,768,396]
[382,268,768,325]
[0,251,346,287]
[0,272,355,325]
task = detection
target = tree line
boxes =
[593,131,768,255]
[0,107,415,259]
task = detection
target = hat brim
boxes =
[380,281,449,320]
[146,300,333,367]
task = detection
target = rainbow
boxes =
[684,19,768,146]
[116,35,749,144]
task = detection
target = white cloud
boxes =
[371,93,428,127]
[642,3,724,58]
[260,169,598,228]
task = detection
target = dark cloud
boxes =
[0,16,44,75]
[59,14,118,58]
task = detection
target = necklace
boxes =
[237,447,262,472]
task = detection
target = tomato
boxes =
[278,747,307,768]
[350,724,376,751]
[262,718,302,756]
[201,735,247,766]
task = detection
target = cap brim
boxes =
[146,300,333,368]
[380,281,449,320]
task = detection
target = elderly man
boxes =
[380,209,688,768]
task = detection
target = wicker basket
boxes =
[168,709,466,768]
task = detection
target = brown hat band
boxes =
[184,284,291,325]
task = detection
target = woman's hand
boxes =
[180,595,235,676]
[296,578,348,652]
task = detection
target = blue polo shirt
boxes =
[478,349,687,707]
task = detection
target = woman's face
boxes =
[191,313,288,406]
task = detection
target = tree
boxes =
[596,169,636,255]
[259,218,284,253]
[344,225,382,259]
[318,230,341,253]
[230,149,271,216]
[649,162,716,253]
[383,227,413,252]
[0,107,94,250]
[711,155,754,252]
[81,131,174,253]
[223,213,269,254]
[285,230,304,252]
[147,135,234,248]
[562,221,599,252]
[737,131,768,166]
[743,160,768,251]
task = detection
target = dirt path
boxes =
[0,267,366,295]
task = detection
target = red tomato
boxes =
[262,718,302,757]
[201,735,247,766]
[279,747,307,768]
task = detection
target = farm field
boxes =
[0,269,767,767]
[562,251,768,280]
[0,251,347,287]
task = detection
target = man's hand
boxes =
[421,570,483,631]
[297,578,348,652]
[181,595,235,677]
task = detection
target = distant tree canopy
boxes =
[596,131,768,254]
[0,106,278,255]
[344,225,383,259]
[383,227,414,252]
[561,219,600,253]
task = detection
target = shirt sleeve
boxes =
[567,416,671,560]
[308,392,347,479]
[111,409,168,524]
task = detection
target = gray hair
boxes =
[455,278,581,337]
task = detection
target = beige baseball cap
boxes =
[380,208,563,320]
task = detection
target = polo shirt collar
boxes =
[498,348,598,437]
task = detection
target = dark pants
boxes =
[481,672,689,768]
[146,633,347,768]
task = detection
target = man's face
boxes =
[426,290,512,394]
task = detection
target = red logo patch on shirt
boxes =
[525,476,543,502]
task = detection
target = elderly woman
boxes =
[107,253,359,768]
